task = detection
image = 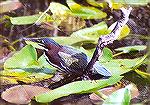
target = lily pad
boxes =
[4,45,37,69]
[10,13,53,25]
[71,21,108,43]
[35,76,123,103]
[67,0,107,19]
[101,57,145,76]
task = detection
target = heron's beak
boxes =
[23,38,47,50]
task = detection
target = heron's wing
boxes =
[58,46,88,73]
[86,57,112,77]
[93,61,112,77]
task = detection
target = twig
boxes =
[85,7,132,75]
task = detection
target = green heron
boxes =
[24,38,111,81]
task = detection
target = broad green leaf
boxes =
[71,21,108,43]
[35,76,123,103]
[10,14,53,25]
[25,37,94,50]
[101,58,143,76]
[100,48,113,62]
[0,69,29,77]
[103,85,131,105]
[49,2,71,26]
[4,45,37,69]
[67,0,107,19]
[1,72,52,84]
[79,47,113,62]
[25,22,108,46]
[52,36,95,46]
[3,45,55,83]
[115,45,147,53]
[38,55,57,73]
[49,2,86,32]
[0,68,53,84]
[50,2,71,16]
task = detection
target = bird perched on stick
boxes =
[24,38,111,87]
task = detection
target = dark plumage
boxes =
[24,38,111,78]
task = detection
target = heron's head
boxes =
[23,38,61,51]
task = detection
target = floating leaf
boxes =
[101,57,144,76]
[103,85,131,105]
[0,69,53,84]
[49,2,71,26]
[3,45,55,84]
[100,48,113,62]
[67,0,107,19]
[50,2,71,16]
[52,36,95,46]
[38,55,56,72]
[115,45,147,53]
[10,14,53,25]
[79,47,113,62]
[35,76,123,103]
[4,45,37,69]
[71,21,108,43]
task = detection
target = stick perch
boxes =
[85,7,132,75]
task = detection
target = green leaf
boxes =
[38,55,57,73]
[52,37,95,46]
[115,45,147,53]
[71,21,108,43]
[4,45,37,69]
[10,14,53,25]
[103,85,131,105]
[101,58,143,76]
[100,48,113,62]
[35,76,123,103]
[50,2,71,16]
[67,0,107,19]
[80,47,113,62]
[0,69,53,84]
[25,22,108,46]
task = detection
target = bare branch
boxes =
[85,7,132,76]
